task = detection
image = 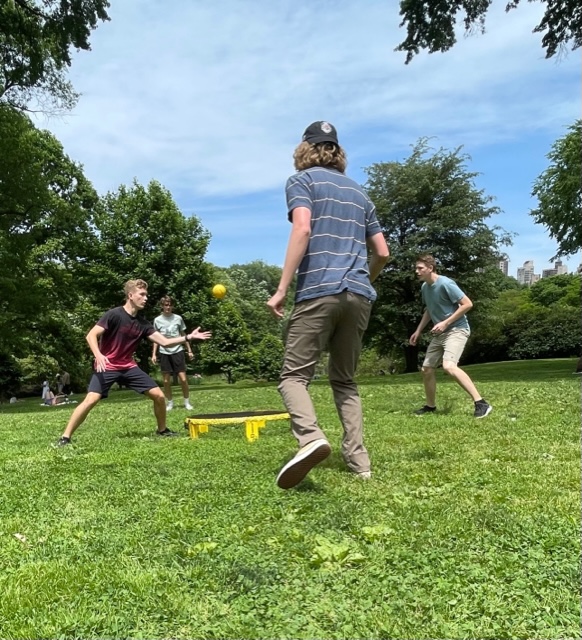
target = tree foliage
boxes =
[465,273,581,363]
[199,301,254,384]
[531,120,582,259]
[256,334,285,381]
[87,180,213,320]
[364,139,511,372]
[0,104,98,363]
[0,0,110,112]
[221,262,284,345]
[83,180,214,371]
[396,1,582,63]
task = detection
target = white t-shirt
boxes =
[154,313,187,355]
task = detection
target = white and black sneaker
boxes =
[474,400,492,419]
[276,439,331,489]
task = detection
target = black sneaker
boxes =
[156,428,178,437]
[414,405,436,416]
[54,436,72,447]
[474,401,492,419]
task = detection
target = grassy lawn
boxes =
[0,359,579,639]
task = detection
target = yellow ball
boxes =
[212,284,226,299]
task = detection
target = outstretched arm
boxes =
[148,327,211,347]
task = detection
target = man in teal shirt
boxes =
[409,255,492,418]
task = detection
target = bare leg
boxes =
[62,392,102,438]
[145,387,168,432]
[162,373,172,401]
[442,362,482,401]
[178,371,189,400]
[421,366,437,406]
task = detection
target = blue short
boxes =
[87,367,158,398]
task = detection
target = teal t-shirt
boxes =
[421,276,470,331]
[153,313,187,355]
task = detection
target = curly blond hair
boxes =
[293,141,347,173]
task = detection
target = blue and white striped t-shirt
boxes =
[286,166,383,303]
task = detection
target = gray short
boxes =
[423,328,470,368]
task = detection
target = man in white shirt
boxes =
[152,296,194,411]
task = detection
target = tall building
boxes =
[517,260,540,286]
[497,258,509,276]
[542,260,569,278]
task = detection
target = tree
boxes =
[0,104,99,365]
[88,180,213,315]
[199,301,254,384]
[0,0,110,112]
[256,334,285,381]
[364,139,511,372]
[531,120,582,259]
[396,1,581,63]
[224,264,283,345]
[85,180,214,370]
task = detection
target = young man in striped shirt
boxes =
[267,121,389,489]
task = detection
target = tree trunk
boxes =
[403,344,419,373]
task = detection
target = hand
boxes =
[409,332,420,346]
[187,327,212,341]
[94,354,110,373]
[267,290,286,318]
[151,354,157,364]
[431,321,448,335]
[187,352,194,360]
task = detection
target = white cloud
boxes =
[34,0,578,268]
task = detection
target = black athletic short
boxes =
[87,367,158,398]
[159,351,186,375]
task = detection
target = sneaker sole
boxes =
[475,405,493,419]
[276,441,331,489]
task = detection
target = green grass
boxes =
[0,359,579,639]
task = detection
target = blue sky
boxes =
[40,0,580,278]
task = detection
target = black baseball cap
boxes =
[302,121,339,145]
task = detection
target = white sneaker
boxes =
[184,400,193,411]
[276,439,331,489]
[356,471,372,480]
[166,400,174,411]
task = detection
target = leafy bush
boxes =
[256,335,285,381]
[508,306,581,360]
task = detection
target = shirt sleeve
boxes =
[96,309,115,330]
[179,316,186,333]
[365,200,382,238]
[285,172,313,221]
[443,279,465,304]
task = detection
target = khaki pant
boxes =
[278,291,372,474]
[423,328,470,368]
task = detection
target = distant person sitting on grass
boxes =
[409,255,492,419]
[55,279,211,447]
[43,391,69,406]
[151,296,194,411]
